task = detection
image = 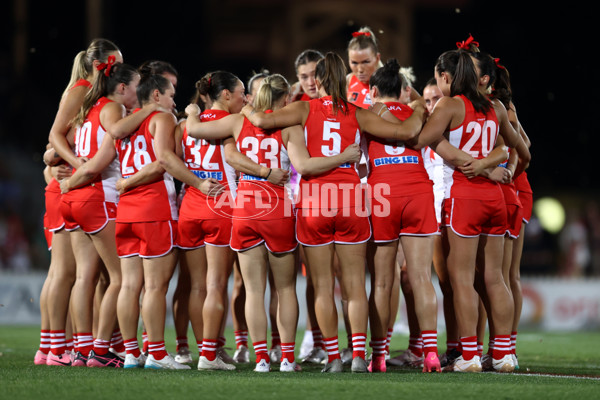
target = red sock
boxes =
[196,340,203,355]
[312,328,324,350]
[66,337,74,352]
[217,336,227,348]
[323,336,340,363]
[235,330,248,349]
[370,337,387,358]
[77,333,94,356]
[446,341,459,353]
[110,329,125,353]
[202,339,218,361]
[50,330,66,356]
[421,330,438,356]
[93,338,110,356]
[253,340,269,363]
[351,333,366,359]
[148,341,168,360]
[281,342,295,363]
[39,330,51,354]
[492,335,511,359]
[408,335,423,357]
[510,331,518,355]
[124,338,141,358]
[72,333,79,353]
[460,336,478,361]
[142,331,148,353]
[386,328,393,354]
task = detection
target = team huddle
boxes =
[35,28,532,374]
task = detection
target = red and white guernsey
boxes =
[299,96,362,208]
[365,102,433,195]
[235,114,292,219]
[179,109,237,220]
[347,75,372,109]
[62,96,119,204]
[445,95,501,200]
[115,110,178,222]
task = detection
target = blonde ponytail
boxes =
[254,74,289,112]
[59,38,120,100]
[61,51,88,99]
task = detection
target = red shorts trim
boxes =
[60,200,117,233]
[517,190,533,223]
[230,217,297,253]
[442,197,507,237]
[116,220,178,258]
[44,189,65,232]
[296,208,371,246]
[178,216,232,248]
[505,204,523,238]
[43,226,53,250]
[370,192,439,242]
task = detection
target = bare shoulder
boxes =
[433,96,462,113]
[152,110,178,127]
[104,101,125,113]
[59,85,88,108]
[490,98,509,118]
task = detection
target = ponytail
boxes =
[436,49,491,114]
[60,38,120,100]
[253,74,289,112]
[72,62,138,127]
[399,66,416,89]
[61,51,88,99]
[315,52,349,115]
[491,58,512,109]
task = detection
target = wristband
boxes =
[265,168,272,179]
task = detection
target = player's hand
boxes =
[342,143,362,164]
[266,168,289,186]
[59,179,70,194]
[458,159,485,178]
[199,178,224,196]
[116,178,128,195]
[185,104,201,117]
[487,166,512,184]
[54,164,73,181]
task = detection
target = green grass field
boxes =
[1,326,599,400]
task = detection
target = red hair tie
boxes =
[96,55,116,77]
[352,31,371,38]
[456,34,479,50]
[494,58,506,70]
